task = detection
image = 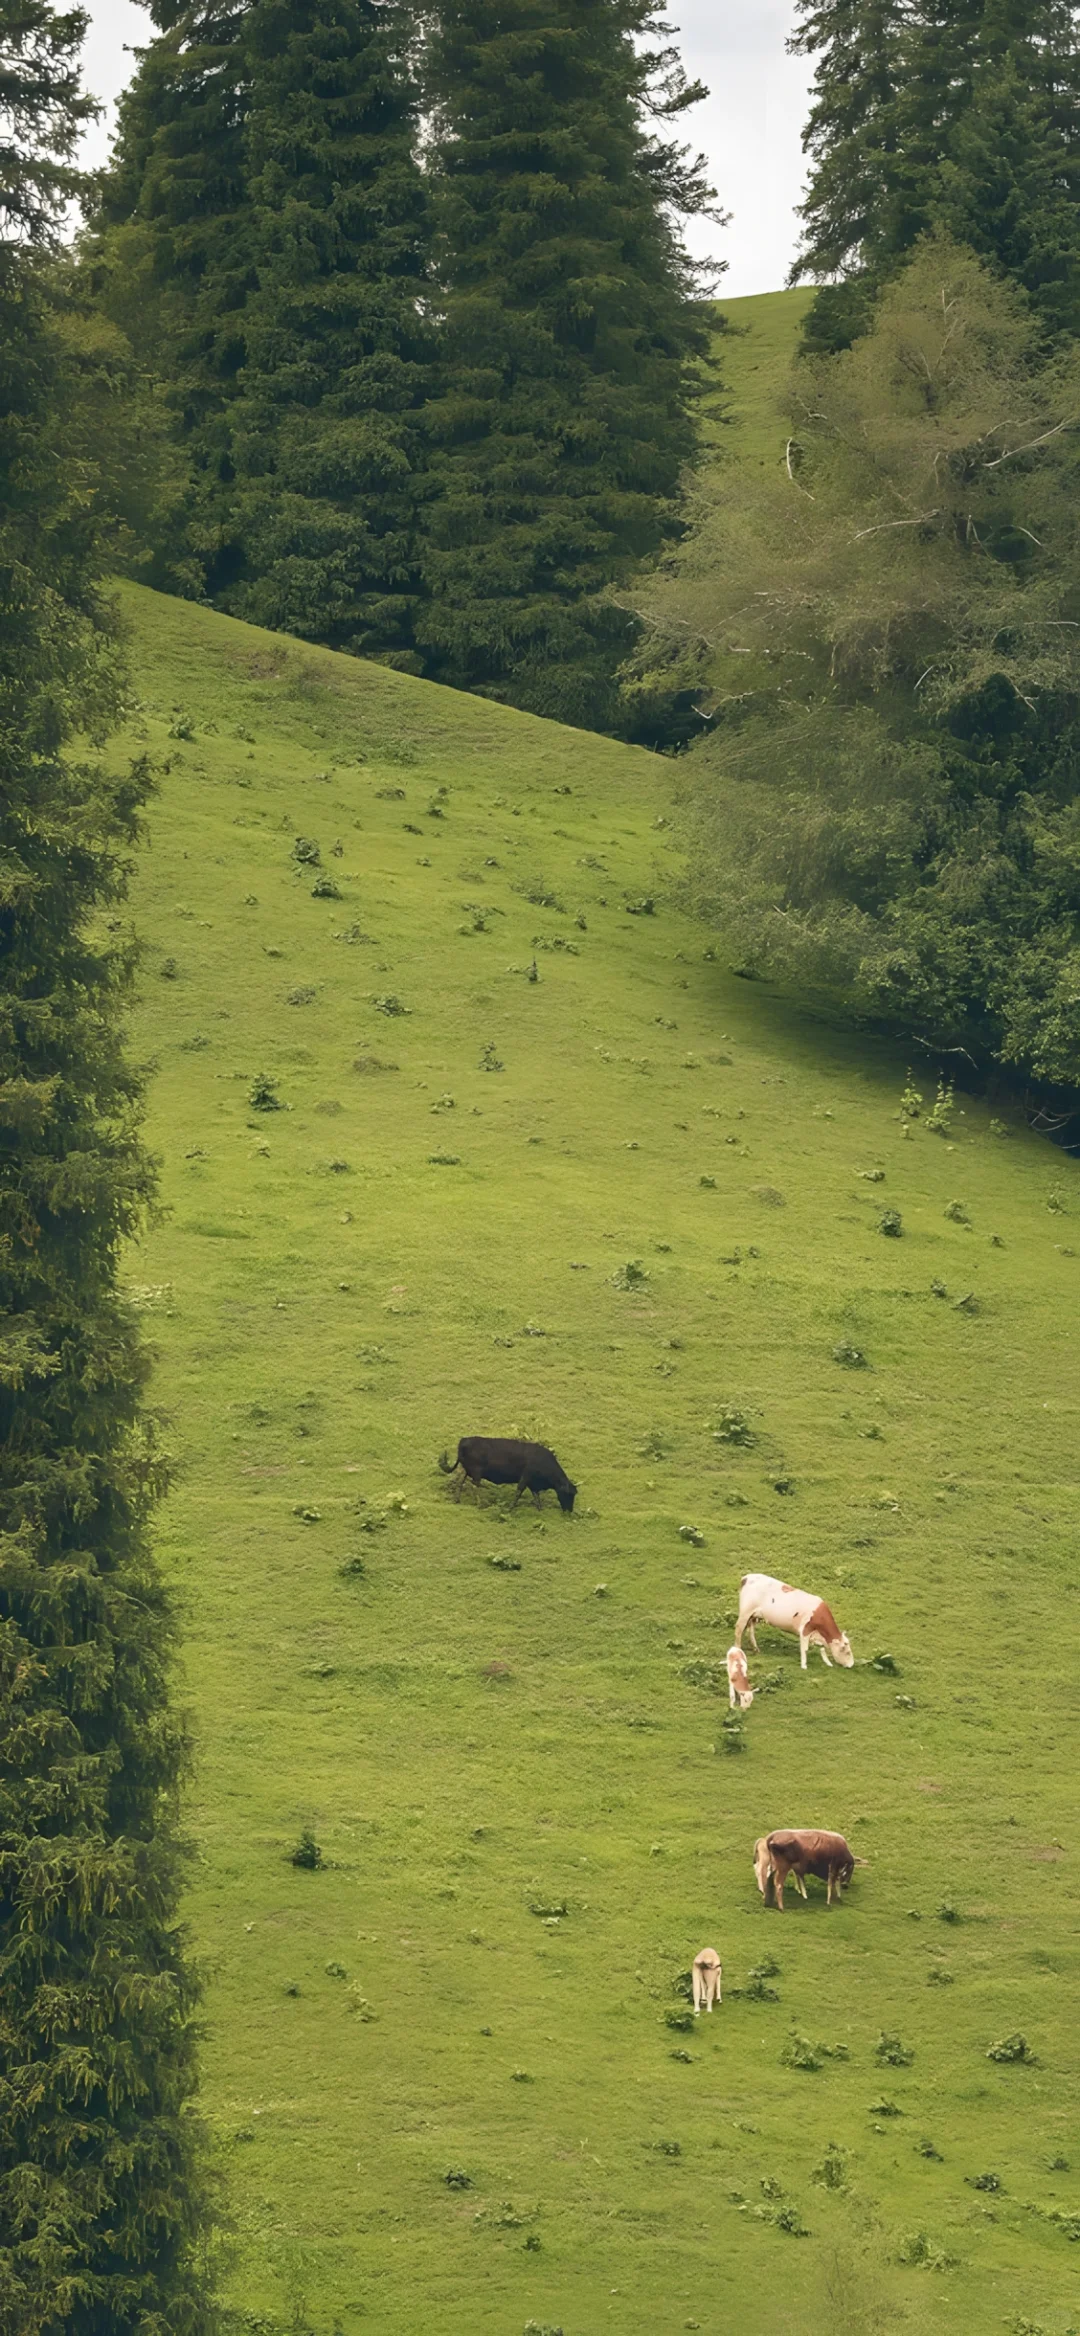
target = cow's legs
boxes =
[773,1867,786,1911]
[747,1619,759,1654]
[692,1969,703,2014]
[799,1633,809,1669]
[511,1478,525,1508]
[819,1646,833,1667]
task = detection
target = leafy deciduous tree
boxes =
[638,240,1080,1086]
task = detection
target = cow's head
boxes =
[832,1632,855,1668]
[752,1837,773,1897]
[558,1479,577,1513]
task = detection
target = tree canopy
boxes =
[791,0,1080,345]
[413,0,720,731]
[637,239,1080,1086]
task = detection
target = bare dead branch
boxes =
[982,417,1077,468]
[854,510,942,540]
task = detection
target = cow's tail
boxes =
[436,1447,458,1475]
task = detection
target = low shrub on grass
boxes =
[926,1080,955,1135]
[895,2231,958,2271]
[876,2033,914,2067]
[738,1971,780,2003]
[713,1405,755,1446]
[782,2033,848,2072]
[288,1829,323,1870]
[249,1071,282,1111]
[987,2032,1038,2063]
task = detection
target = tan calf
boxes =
[692,1948,723,2012]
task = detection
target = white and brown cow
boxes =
[736,1572,855,1671]
[692,1947,723,2012]
[726,1645,755,1711]
[754,1829,864,1911]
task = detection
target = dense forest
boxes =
[92,0,721,736]
[638,0,1080,1092]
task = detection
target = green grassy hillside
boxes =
[108,580,1079,2335]
[712,287,812,467]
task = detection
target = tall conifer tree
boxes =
[223,0,433,660]
[97,0,255,594]
[1,9,213,2327]
[416,0,718,731]
[791,0,1080,342]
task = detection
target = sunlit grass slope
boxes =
[111,580,1080,2335]
[712,286,813,467]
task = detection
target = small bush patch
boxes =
[288,1829,323,1870]
[987,2032,1038,2064]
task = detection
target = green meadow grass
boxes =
[109,579,1080,2334]
[711,287,813,468]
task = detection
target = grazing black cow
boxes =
[445,1436,577,1512]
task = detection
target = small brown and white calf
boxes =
[736,1573,855,1670]
[726,1645,755,1710]
[692,1948,723,2012]
[753,1829,862,1911]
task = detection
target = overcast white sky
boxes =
[77,0,812,298]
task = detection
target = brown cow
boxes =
[754,1829,865,1911]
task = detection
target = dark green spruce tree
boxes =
[95,0,255,596]
[0,9,214,2329]
[791,0,1080,344]
[222,0,434,661]
[416,0,719,733]
[787,0,907,350]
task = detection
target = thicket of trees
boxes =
[0,7,213,2328]
[636,1,1080,1091]
[790,0,1080,348]
[641,242,1080,1083]
[93,0,719,730]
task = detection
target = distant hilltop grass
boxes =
[109,578,1080,2334]
[710,286,813,467]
